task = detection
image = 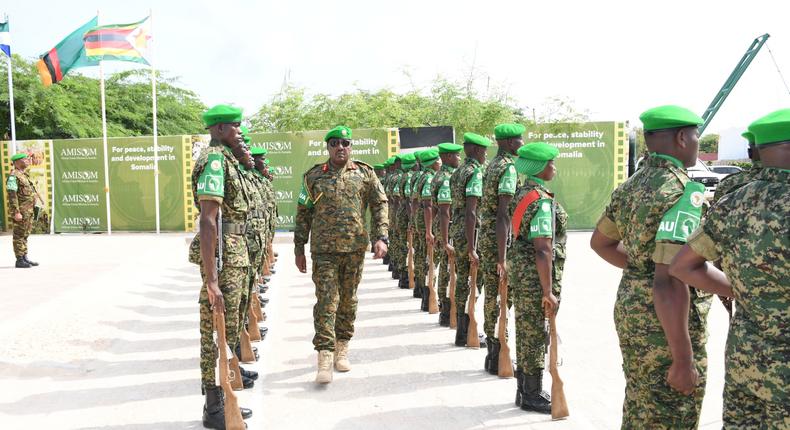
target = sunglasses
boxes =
[329,139,352,148]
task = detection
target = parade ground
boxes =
[0,231,728,429]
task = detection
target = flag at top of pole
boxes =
[0,19,10,57]
[83,17,151,65]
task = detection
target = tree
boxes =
[699,134,719,154]
[0,55,207,140]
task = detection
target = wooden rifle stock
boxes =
[213,311,246,429]
[448,253,457,329]
[427,241,439,314]
[497,275,514,378]
[407,229,415,290]
[248,298,262,342]
[466,263,480,348]
[240,327,256,363]
[549,312,569,420]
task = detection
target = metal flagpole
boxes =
[5,14,16,155]
[97,10,112,234]
[150,10,160,234]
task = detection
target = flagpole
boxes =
[97,10,112,234]
[5,14,16,155]
[150,10,160,234]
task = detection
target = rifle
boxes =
[497,274,514,378]
[215,210,243,391]
[248,298,262,342]
[466,262,480,348]
[448,252,458,329]
[240,327,256,363]
[548,312,569,420]
[214,310,246,430]
[407,228,415,290]
[427,239,439,314]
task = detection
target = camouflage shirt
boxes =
[479,152,518,248]
[411,169,433,230]
[687,167,789,404]
[508,177,568,264]
[449,157,483,240]
[242,168,266,255]
[189,141,251,267]
[294,160,388,255]
[5,169,37,215]
[430,164,454,239]
[712,161,762,203]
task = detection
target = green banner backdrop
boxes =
[52,138,108,232]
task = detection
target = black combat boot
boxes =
[521,373,552,413]
[398,273,408,288]
[239,366,258,381]
[515,368,525,407]
[455,313,469,347]
[413,279,422,298]
[203,386,251,429]
[484,338,493,372]
[488,338,500,375]
[388,261,394,272]
[15,257,31,268]
[383,254,390,265]
[24,255,39,266]
[420,286,429,312]
[438,300,450,326]
[392,266,399,278]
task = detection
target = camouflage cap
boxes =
[748,108,790,145]
[324,125,352,142]
[202,104,243,127]
[639,105,703,132]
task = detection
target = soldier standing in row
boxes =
[381,157,396,267]
[479,124,522,374]
[294,126,388,384]
[386,156,403,278]
[450,133,489,347]
[590,105,712,428]
[712,131,762,203]
[430,143,462,326]
[415,149,440,310]
[395,153,416,289]
[410,151,432,305]
[669,108,789,429]
[508,142,566,413]
[188,105,254,428]
[6,152,41,268]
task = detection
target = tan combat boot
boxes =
[315,350,333,384]
[334,340,351,372]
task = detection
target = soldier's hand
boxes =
[542,293,559,316]
[295,255,307,273]
[667,360,699,395]
[445,243,455,258]
[372,240,388,259]
[207,280,225,314]
[426,232,434,245]
[14,212,22,222]
[469,250,480,268]
[496,262,507,280]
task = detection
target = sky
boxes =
[3,0,790,158]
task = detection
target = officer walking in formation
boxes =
[6,152,41,268]
[294,125,388,384]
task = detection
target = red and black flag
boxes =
[36,17,99,87]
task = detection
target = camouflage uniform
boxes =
[480,153,518,340]
[242,168,267,327]
[411,168,432,290]
[507,176,567,373]
[687,167,789,429]
[450,157,484,322]
[430,164,455,310]
[396,170,414,279]
[5,169,37,258]
[712,161,762,203]
[596,153,712,429]
[295,160,388,351]
[260,174,276,269]
[188,141,251,391]
[386,170,403,274]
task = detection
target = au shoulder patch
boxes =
[498,164,517,195]
[655,181,706,242]
[527,198,554,239]
[6,175,18,192]
[466,167,483,197]
[196,153,225,197]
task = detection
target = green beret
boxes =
[400,153,416,163]
[202,104,243,127]
[438,142,463,154]
[463,132,492,147]
[741,131,755,146]
[385,156,397,166]
[748,108,790,146]
[11,153,28,162]
[639,105,703,132]
[250,145,267,156]
[324,125,352,142]
[515,142,559,176]
[494,123,526,140]
[373,164,385,170]
[418,148,440,166]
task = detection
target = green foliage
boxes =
[699,133,719,153]
[0,55,206,140]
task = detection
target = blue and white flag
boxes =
[0,20,10,57]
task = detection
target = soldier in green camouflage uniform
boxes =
[381,157,396,267]
[507,142,566,413]
[294,126,388,384]
[187,105,253,428]
[386,158,403,278]
[396,153,416,289]
[430,143,462,326]
[591,105,713,429]
[712,131,762,203]
[480,124,522,374]
[670,109,789,430]
[450,133,489,347]
[6,153,41,268]
[415,150,439,310]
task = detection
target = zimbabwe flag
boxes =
[83,17,151,65]
[36,17,99,87]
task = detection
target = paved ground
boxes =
[0,231,728,429]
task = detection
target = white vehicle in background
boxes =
[687,159,727,198]
[709,165,743,176]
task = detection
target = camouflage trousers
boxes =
[240,236,264,333]
[199,265,248,390]
[312,251,365,351]
[509,259,562,373]
[723,372,790,429]
[12,213,33,258]
[479,238,513,339]
[452,231,482,318]
[396,210,410,273]
[615,274,710,429]
[390,223,402,271]
[428,235,450,306]
[413,224,427,287]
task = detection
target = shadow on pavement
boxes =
[100,320,195,334]
[72,422,203,430]
[0,357,196,380]
[69,338,195,354]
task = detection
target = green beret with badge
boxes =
[400,152,416,170]
[417,148,440,166]
[463,132,492,147]
[438,142,463,153]
[324,125,352,142]
[11,153,28,162]
[515,142,559,175]
[747,108,790,145]
[639,105,704,132]
[494,123,526,140]
[202,104,243,127]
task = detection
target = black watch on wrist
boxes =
[377,236,389,245]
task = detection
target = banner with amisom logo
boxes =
[52,138,108,232]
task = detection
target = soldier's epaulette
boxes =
[307,163,326,176]
[353,160,374,170]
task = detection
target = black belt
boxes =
[222,222,247,235]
